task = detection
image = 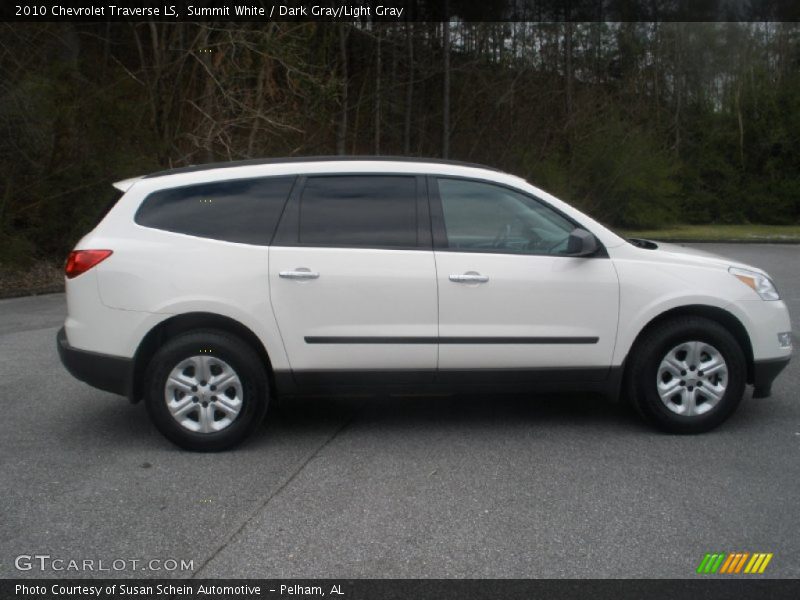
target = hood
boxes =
[656,242,730,262]
[628,240,766,274]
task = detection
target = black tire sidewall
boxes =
[144,331,268,451]
[631,318,746,433]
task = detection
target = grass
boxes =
[620,224,800,242]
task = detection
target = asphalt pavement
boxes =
[1,244,798,579]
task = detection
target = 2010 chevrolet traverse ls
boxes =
[57,158,792,451]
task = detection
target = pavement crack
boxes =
[189,411,357,578]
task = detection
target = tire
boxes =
[626,316,746,434]
[144,330,269,451]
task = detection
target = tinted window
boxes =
[135,176,295,245]
[437,178,574,255]
[299,176,418,247]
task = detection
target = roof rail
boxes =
[142,155,504,179]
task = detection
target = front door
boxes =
[430,176,619,383]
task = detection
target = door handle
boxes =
[449,272,489,283]
[279,268,320,280]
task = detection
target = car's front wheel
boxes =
[144,330,269,451]
[627,316,747,433]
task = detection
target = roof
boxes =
[142,155,504,179]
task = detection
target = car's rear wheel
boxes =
[144,330,268,451]
[626,316,747,433]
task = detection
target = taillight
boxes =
[65,249,113,279]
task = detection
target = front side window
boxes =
[299,176,418,248]
[437,178,575,255]
[135,176,295,245]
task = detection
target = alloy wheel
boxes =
[656,341,729,417]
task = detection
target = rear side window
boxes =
[298,176,418,247]
[135,176,295,245]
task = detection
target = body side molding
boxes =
[304,336,599,345]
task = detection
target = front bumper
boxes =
[57,327,133,397]
[752,356,791,399]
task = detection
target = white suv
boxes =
[57,158,792,450]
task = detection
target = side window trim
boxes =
[427,175,607,258]
[271,175,305,246]
[427,174,448,250]
[267,175,300,246]
[272,173,432,251]
[416,175,433,249]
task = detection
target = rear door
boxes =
[430,176,619,384]
[269,174,437,386]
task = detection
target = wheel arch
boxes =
[129,312,274,403]
[623,304,755,385]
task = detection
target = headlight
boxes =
[729,267,780,301]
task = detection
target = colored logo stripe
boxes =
[697,553,726,574]
[719,553,737,573]
[745,553,773,573]
[719,552,748,573]
[698,552,773,574]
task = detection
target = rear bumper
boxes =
[57,327,132,397]
[752,356,791,399]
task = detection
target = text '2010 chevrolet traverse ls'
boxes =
[57,158,792,451]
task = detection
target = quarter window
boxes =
[135,176,295,245]
[436,178,575,255]
[299,176,418,248]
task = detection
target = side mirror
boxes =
[566,228,598,256]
